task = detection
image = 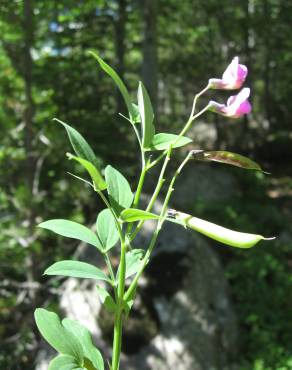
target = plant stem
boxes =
[125,151,192,302]
[130,145,172,241]
[132,163,147,208]
[96,189,124,241]
[96,190,126,370]
[130,103,210,241]
[104,253,117,298]
[111,239,127,370]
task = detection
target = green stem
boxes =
[130,103,209,242]
[112,308,123,370]
[111,239,127,370]
[132,163,147,208]
[96,189,124,241]
[190,83,210,118]
[125,151,193,302]
[147,84,210,171]
[95,189,126,370]
[104,253,117,298]
[130,145,173,241]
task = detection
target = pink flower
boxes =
[208,87,252,119]
[209,57,248,90]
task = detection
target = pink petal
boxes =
[222,57,239,82]
[227,94,237,106]
[237,100,252,115]
[237,64,248,81]
[228,87,250,107]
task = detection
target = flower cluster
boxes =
[208,57,251,119]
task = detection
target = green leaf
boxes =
[170,211,275,249]
[44,260,110,282]
[54,118,99,168]
[192,150,267,172]
[137,82,155,149]
[96,285,116,312]
[67,153,107,191]
[34,309,83,362]
[116,249,144,282]
[62,319,104,370]
[124,287,136,316]
[48,355,79,370]
[125,249,145,278]
[105,165,134,214]
[96,209,119,252]
[38,219,103,251]
[131,103,141,123]
[89,51,135,120]
[149,133,192,151]
[120,208,160,222]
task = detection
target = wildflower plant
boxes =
[35,53,273,370]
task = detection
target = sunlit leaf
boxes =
[48,355,78,370]
[120,208,160,222]
[168,211,274,248]
[192,150,267,172]
[105,165,133,214]
[34,309,83,362]
[137,82,155,149]
[149,133,192,151]
[124,287,136,316]
[67,153,107,191]
[116,249,144,282]
[44,260,110,282]
[54,118,99,167]
[96,209,119,252]
[125,249,145,278]
[131,103,141,123]
[62,319,104,370]
[96,285,116,312]
[38,219,103,251]
[89,51,135,120]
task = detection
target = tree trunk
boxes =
[23,0,37,301]
[115,0,127,116]
[263,0,271,124]
[141,0,158,113]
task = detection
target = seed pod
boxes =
[173,211,274,249]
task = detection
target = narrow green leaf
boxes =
[96,285,116,312]
[96,209,119,252]
[137,82,155,149]
[105,165,134,214]
[116,249,144,282]
[89,51,135,120]
[170,211,274,248]
[131,103,141,123]
[192,150,267,172]
[67,153,107,191]
[62,319,104,370]
[48,355,78,370]
[125,249,145,279]
[38,219,102,251]
[124,287,136,316]
[149,133,192,151]
[120,208,160,222]
[34,309,83,362]
[54,118,99,167]
[44,260,110,282]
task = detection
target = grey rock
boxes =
[173,163,239,211]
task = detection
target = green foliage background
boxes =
[0,0,291,369]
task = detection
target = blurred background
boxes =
[0,0,292,369]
